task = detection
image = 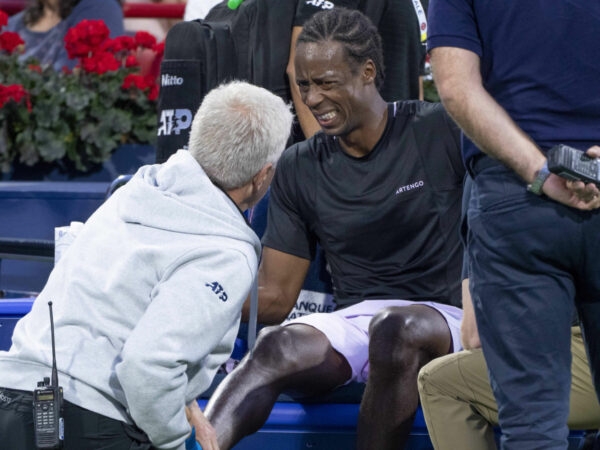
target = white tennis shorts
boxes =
[284,299,463,384]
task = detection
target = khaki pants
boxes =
[418,327,600,449]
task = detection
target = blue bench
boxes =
[0,285,591,449]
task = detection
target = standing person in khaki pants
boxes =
[418,273,600,448]
[418,176,600,449]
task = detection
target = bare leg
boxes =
[357,305,453,450]
[205,323,352,450]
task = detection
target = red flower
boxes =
[0,10,8,29]
[64,19,110,59]
[80,19,110,47]
[64,31,93,58]
[0,84,31,111]
[102,35,136,54]
[122,73,150,91]
[28,64,42,73]
[134,31,157,49]
[121,73,158,101]
[80,51,120,74]
[147,83,159,101]
[153,41,165,58]
[0,31,24,54]
[124,54,139,68]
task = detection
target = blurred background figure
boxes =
[6,0,124,71]
[124,0,185,41]
[183,0,220,21]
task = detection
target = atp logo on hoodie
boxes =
[205,281,228,302]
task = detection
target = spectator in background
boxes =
[287,0,428,139]
[6,0,124,71]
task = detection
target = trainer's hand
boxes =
[186,401,220,450]
[543,145,600,210]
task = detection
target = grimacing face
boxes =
[294,40,370,137]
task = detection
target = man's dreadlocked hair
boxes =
[297,7,385,91]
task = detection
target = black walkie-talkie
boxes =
[547,144,600,187]
[33,301,64,449]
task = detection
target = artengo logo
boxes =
[161,74,184,86]
[157,109,193,136]
[395,180,424,195]
[305,0,334,9]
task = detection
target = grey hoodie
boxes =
[0,150,261,449]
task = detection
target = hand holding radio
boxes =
[547,144,600,188]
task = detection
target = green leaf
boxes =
[33,128,67,161]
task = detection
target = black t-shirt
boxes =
[263,101,465,308]
[294,0,428,102]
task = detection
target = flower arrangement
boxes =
[0,10,164,175]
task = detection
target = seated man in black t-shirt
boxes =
[191,8,465,450]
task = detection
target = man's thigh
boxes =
[418,349,498,450]
[569,327,600,429]
[286,300,462,383]
[420,349,498,422]
[0,388,36,450]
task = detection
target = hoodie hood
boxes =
[116,150,261,256]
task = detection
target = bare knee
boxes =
[368,306,451,375]
[249,324,335,375]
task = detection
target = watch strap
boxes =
[527,162,551,195]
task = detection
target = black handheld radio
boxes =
[547,144,600,187]
[33,301,64,449]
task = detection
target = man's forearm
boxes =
[460,279,481,350]
[241,287,296,325]
[430,47,546,184]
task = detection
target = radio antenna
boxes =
[48,301,59,388]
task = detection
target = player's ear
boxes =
[362,59,376,85]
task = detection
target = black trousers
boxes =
[0,387,155,449]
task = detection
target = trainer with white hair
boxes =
[0,80,293,450]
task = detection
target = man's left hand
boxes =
[543,146,600,209]
[186,401,220,450]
